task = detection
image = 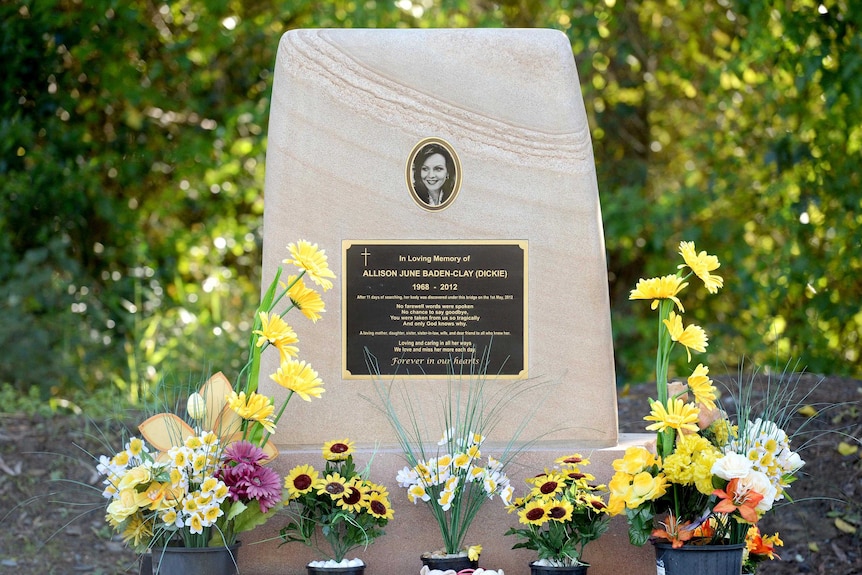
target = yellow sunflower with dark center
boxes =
[336,479,367,512]
[284,464,319,500]
[322,438,355,461]
[546,499,574,522]
[315,472,348,500]
[530,472,566,498]
[367,492,394,519]
[518,500,549,526]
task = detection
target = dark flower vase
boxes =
[142,543,241,575]
[654,542,745,575]
[529,562,588,575]
[421,554,478,571]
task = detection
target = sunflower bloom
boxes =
[284,275,325,322]
[322,439,354,461]
[284,464,318,499]
[368,492,395,519]
[271,359,325,401]
[284,240,336,291]
[519,500,549,526]
[644,398,700,434]
[663,311,708,360]
[253,312,298,362]
[687,363,718,411]
[228,391,276,433]
[629,275,688,312]
[678,241,724,294]
[547,499,575,522]
[315,472,348,500]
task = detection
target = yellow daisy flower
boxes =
[530,472,566,498]
[284,275,325,322]
[678,241,724,294]
[644,398,701,434]
[629,274,688,311]
[322,439,355,461]
[663,311,708,361]
[228,391,276,433]
[284,240,336,291]
[271,359,325,401]
[253,312,299,362]
[687,363,717,411]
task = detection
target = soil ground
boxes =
[1,374,860,574]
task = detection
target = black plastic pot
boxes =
[654,542,745,575]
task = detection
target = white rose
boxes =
[737,470,777,513]
[712,453,752,480]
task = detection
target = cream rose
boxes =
[711,452,752,480]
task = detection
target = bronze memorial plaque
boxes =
[342,240,527,378]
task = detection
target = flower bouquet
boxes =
[607,241,803,572]
[505,454,610,571]
[368,347,546,572]
[95,240,333,564]
[280,438,394,571]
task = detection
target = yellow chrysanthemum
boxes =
[228,391,276,433]
[663,434,719,494]
[121,512,152,548]
[284,275,325,323]
[271,359,325,401]
[253,312,299,362]
[322,439,355,461]
[644,398,700,434]
[663,311,708,361]
[284,240,336,291]
[629,274,688,311]
[678,241,724,294]
[283,464,318,500]
[687,363,718,411]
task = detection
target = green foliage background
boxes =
[1,0,860,403]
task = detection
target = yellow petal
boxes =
[834,517,857,534]
[836,442,859,456]
[797,405,818,418]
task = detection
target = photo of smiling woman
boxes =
[407,138,461,211]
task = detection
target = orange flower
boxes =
[652,514,695,548]
[712,478,764,523]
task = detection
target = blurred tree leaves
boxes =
[1,0,859,401]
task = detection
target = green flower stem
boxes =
[261,390,295,445]
[655,299,675,459]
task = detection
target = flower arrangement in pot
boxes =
[367,347,547,574]
[505,453,610,574]
[606,241,805,574]
[280,438,394,574]
[95,240,333,574]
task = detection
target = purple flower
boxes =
[216,441,282,512]
[222,441,267,466]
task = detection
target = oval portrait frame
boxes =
[405,137,462,212]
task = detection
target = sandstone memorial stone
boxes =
[255,28,651,575]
